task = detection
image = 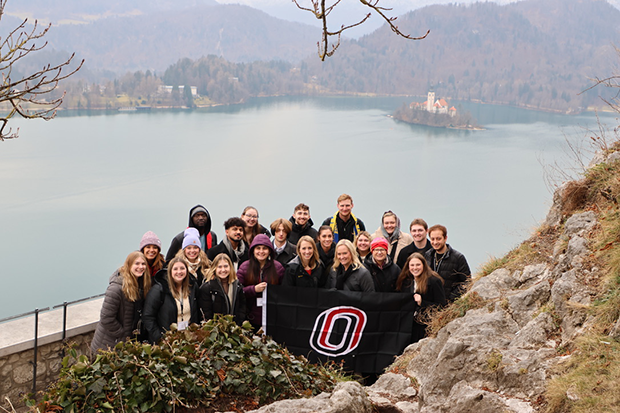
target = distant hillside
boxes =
[304,0,620,112]
[37,4,318,72]
[5,0,217,23]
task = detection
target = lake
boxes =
[0,96,612,319]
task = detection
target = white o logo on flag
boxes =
[309,306,367,357]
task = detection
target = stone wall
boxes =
[0,299,102,411]
[0,332,94,411]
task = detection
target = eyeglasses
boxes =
[244,214,258,219]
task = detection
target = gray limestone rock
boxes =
[563,212,597,237]
[248,381,371,413]
[470,268,517,300]
[510,312,557,350]
[507,281,551,328]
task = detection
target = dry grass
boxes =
[545,336,620,413]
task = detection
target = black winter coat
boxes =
[287,217,318,245]
[283,256,327,288]
[274,241,297,267]
[165,205,218,262]
[318,243,336,272]
[198,278,246,325]
[401,275,446,343]
[206,241,249,267]
[396,239,433,269]
[424,245,471,301]
[363,256,401,292]
[326,265,375,292]
[143,273,200,344]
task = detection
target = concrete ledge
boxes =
[0,298,103,357]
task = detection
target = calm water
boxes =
[0,96,611,319]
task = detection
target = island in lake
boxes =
[393,90,483,130]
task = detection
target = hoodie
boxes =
[165,205,218,261]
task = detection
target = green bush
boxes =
[30,315,341,412]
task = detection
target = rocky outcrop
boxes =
[249,175,604,412]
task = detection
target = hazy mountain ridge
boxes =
[304,0,620,111]
[39,4,318,71]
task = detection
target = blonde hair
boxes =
[167,257,190,300]
[175,247,211,279]
[337,193,353,203]
[333,239,363,271]
[207,253,237,283]
[354,231,372,254]
[120,251,151,302]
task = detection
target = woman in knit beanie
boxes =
[139,231,165,278]
[175,228,211,286]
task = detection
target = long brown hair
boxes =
[395,253,443,294]
[167,257,190,300]
[120,251,151,302]
[296,235,319,270]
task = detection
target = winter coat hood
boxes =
[188,204,212,234]
[249,234,275,259]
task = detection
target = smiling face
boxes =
[171,261,187,286]
[294,209,310,226]
[299,240,315,264]
[253,245,270,263]
[409,257,424,278]
[242,208,258,228]
[410,224,428,243]
[226,226,245,243]
[372,247,387,265]
[319,229,334,250]
[184,245,200,261]
[336,244,353,267]
[337,199,353,219]
[356,234,370,252]
[215,260,231,281]
[131,257,147,278]
[142,245,159,261]
[429,230,448,254]
[383,215,397,235]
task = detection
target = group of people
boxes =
[91,194,471,352]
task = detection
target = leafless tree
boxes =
[293,0,429,60]
[0,0,83,141]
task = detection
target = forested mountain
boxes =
[23,0,620,112]
[32,4,317,72]
[303,0,620,112]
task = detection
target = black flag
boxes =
[264,285,415,374]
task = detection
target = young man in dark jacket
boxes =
[206,217,249,270]
[396,218,433,269]
[165,205,218,261]
[322,194,366,243]
[424,224,471,302]
[288,203,318,245]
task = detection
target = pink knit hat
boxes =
[139,231,161,251]
[370,237,389,252]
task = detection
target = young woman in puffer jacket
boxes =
[198,253,246,325]
[143,257,200,344]
[237,234,284,331]
[91,251,152,352]
[283,236,327,288]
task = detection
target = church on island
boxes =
[410,90,457,117]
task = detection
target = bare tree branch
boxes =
[293,0,429,60]
[0,0,83,141]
